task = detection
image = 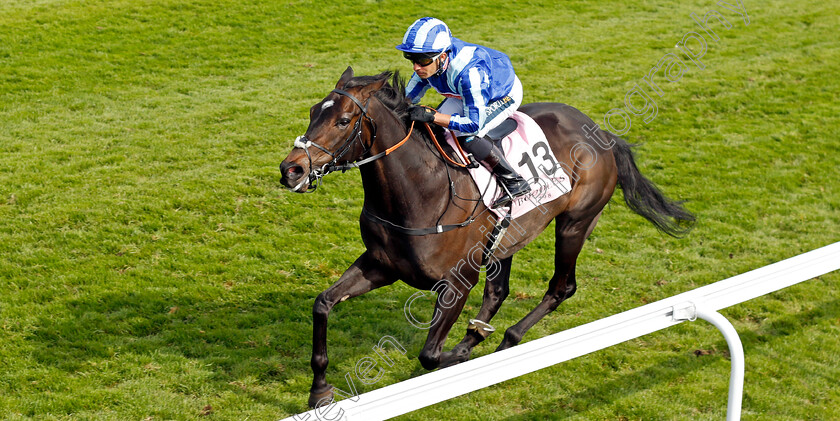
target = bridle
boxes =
[289,86,485,235]
[291,87,473,193]
[290,88,378,192]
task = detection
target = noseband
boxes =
[290,88,377,192]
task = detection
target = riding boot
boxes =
[483,143,531,209]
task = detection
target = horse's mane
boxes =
[342,70,446,145]
[342,71,410,121]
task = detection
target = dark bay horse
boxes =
[279,67,694,407]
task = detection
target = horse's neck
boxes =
[359,106,451,219]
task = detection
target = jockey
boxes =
[396,17,531,209]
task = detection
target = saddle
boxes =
[485,118,518,143]
[444,118,519,168]
[442,111,572,220]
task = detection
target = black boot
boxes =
[483,144,531,209]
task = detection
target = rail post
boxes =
[673,302,744,421]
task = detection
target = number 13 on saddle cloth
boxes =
[445,111,572,220]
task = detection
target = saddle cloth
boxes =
[445,111,573,219]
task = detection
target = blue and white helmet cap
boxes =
[395,17,452,54]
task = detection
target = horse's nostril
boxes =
[280,162,305,180]
[287,165,304,178]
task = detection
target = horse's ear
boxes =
[336,66,354,89]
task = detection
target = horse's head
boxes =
[280,66,392,192]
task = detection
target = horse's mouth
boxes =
[288,177,311,193]
[280,159,312,192]
[279,171,310,192]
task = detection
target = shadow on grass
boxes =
[24,284,429,415]
[499,296,840,420]
[26,277,835,418]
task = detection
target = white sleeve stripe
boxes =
[409,18,446,46]
[469,68,487,125]
[450,115,473,125]
[405,74,429,103]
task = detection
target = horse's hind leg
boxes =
[438,256,513,368]
[417,274,476,370]
[495,214,598,351]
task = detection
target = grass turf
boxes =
[1,0,838,419]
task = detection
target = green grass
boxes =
[1,0,838,420]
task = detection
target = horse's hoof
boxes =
[437,347,471,369]
[438,357,466,369]
[308,385,334,409]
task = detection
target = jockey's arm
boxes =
[440,98,483,135]
[432,112,450,128]
[439,66,486,134]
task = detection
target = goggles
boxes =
[403,52,442,67]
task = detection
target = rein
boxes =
[424,120,469,169]
[294,87,482,235]
[332,119,415,171]
[332,105,467,171]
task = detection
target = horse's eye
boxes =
[336,118,351,128]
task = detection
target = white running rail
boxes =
[283,241,840,421]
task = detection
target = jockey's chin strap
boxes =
[433,51,449,77]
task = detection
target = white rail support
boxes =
[283,241,840,421]
[672,303,744,421]
[698,307,745,421]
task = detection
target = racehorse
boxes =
[279,67,695,407]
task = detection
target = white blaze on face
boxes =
[321,100,335,110]
[293,135,310,149]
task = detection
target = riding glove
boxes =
[408,105,436,123]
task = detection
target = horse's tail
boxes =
[609,133,696,237]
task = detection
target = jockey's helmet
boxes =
[395,17,452,54]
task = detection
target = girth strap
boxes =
[361,208,475,236]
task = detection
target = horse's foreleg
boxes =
[438,256,513,368]
[309,253,395,408]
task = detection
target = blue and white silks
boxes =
[405,37,521,137]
